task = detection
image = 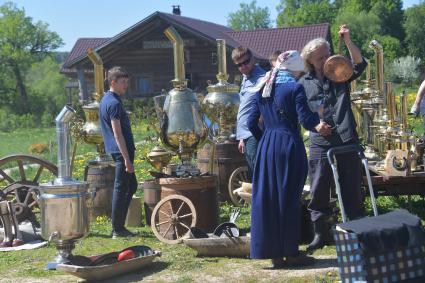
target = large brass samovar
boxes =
[351,59,379,159]
[158,26,207,176]
[202,39,240,142]
[369,40,389,159]
[80,48,108,162]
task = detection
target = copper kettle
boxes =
[324,35,353,83]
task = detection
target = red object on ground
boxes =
[117,250,135,261]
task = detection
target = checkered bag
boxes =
[334,227,425,283]
[326,146,425,283]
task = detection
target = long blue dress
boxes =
[247,71,320,259]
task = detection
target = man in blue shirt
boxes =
[99,66,137,239]
[232,46,266,180]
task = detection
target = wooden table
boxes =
[362,165,425,197]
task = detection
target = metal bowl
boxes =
[324,55,354,83]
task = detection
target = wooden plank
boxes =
[362,167,425,197]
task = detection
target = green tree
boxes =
[333,8,381,59]
[0,1,63,112]
[276,0,336,27]
[370,0,404,41]
[370,35,402,62]
[404,2,425,61]
[227,0,271,30]
[26,56,68,118]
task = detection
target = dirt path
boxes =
[1,255,338,283]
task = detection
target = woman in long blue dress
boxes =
[248,50,331,268]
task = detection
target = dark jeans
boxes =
[244,136,258,182]
[111,151,138,232]
[308,144,364,222]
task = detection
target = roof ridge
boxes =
[226,22,330,34]
[75,37,110,40]
[159,12,233,30]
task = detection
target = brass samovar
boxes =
[369,40,389,159]
[351,59,379,160]
[79,48,109,162]
[158,26,207,176]
[202,39,239,142]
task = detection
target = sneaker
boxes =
[112,229,137,239]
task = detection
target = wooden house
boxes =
[61,9,331,100]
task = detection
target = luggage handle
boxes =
[327,144,361,165]
[327,145,378,223]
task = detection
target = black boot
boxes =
[306,218,326,254]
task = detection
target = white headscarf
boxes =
[254,50,305,97]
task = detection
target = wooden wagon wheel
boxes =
[0,154,58,224]
[228,166,250,207]
[151,194,197,244]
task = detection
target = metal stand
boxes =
[45,241,75,270]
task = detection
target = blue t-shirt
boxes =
[236,65,266,140]
[99,91,135,154]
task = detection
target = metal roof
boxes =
[61,12,330,73]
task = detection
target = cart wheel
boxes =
[228,166,250,206]
[151,195,197,244]
[0,154,57,224]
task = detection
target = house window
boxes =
[212,52,217,65]
[133,75,153,96]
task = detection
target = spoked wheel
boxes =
[228,166,250,206]
[0,154,58,224]
[151,195,197,244]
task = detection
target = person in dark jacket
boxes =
[299,25,367,253]
[248,50,331,268]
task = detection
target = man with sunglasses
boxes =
[231,46,266,181]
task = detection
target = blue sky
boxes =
[2,0,423,51]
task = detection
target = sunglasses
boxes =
[235,57,251,68]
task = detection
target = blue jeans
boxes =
[111,151,138,232]
[244,136,258,182]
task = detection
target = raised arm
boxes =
[340,24,362,64]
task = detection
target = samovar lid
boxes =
[206,82,239,94]
[148,146,172,157]
[39,179,89,194]
[83,101,100,110]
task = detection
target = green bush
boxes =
[0,108,36,132]
[41,111,54,127]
